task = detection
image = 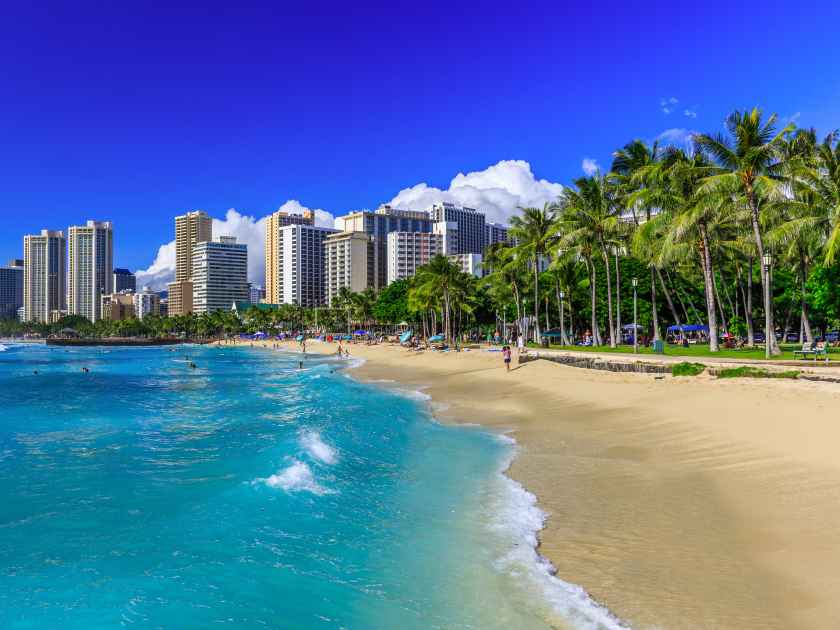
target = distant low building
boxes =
[101,292,135,321]
[249,284,266,304]
[133,287,161,320]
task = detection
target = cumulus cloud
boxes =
[135,204,331,291]
[387,159,563,225]
[683,108,697,119]
[581,157,600,176]
[660,96,679,114]
[135,159,564,289]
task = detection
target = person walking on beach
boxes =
[502,345,512,372]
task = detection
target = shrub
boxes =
[671,362,706,377]
[715,366,799,379]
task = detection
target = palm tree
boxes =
[611,139,664,341]
[694,108,795,356]
[411,255,470,342]
[647,148,724,351]
[510,204,559,343]
[334,287,355,334]
[556,175,622,347]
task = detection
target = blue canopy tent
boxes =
[341,335,352,341]
[399,330,413,343]
[428,334,444,343]
[667,324,709,332]
[353,330,368,336]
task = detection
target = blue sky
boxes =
[2,1,840,281]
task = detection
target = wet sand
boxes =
[227,339,840,629]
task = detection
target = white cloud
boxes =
[135,159,564,291]
[660,96,679,114]
[581,157,600,176]
[387,159,563,225]
[683,108,697,119]
[657,128,697,149]
[135,204,333,291]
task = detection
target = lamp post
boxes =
[559,290,565,346]
[762,252,773,359]
[632,277,638,354]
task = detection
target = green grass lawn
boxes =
[529,341,838,362]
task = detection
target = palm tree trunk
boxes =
[799,255,813,343]
[586,257,601,345]
[533,257,540,343]
[666,270,691,323]
[699,226,720,352]
[601,248,616,347]
[747,195,780,355]
[657,267,681,327]
[712,271,728,332]
[614,252,621,340]
[649,267,660,342]
[745,257,755,346]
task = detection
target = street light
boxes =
[632,277,638,354]
[559,290,565,346]
[762,253,773,359]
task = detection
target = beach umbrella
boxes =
[399,329,413,343]
[354,330,368,336]
[295,334,304,342]
[398,321,409,328]
[342,335,352,341]
[428,334,444,342]
[541,329,564,338]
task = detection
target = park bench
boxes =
[794,341,829,362]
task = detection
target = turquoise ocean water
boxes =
[0,343,623,629]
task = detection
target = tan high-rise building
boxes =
[265,209,314,303]
[68,220,114,322]
[324,231,377,306]
[23,230,66,323]
[100,292,135,321]
[167,211,212,315]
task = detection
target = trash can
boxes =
[653,339,665,354]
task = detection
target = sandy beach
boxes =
[226,338,840,629]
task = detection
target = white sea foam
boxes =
[489,441,631,630]
[300,431,338,465]
[258,460,332,495]
[0,345,8,352]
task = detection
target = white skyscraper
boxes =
[67,220,113,322]
[270,224,337,306]
[428,202,486,254]
[386,232,444,284]
[191,236,249,314]
[23,230,66,323]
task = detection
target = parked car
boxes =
[753,332,766,343]
[786,332,800,343]
[826,331,840,343]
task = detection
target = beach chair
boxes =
[793,342,814,359]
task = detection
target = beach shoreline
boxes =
[222,338,840,630]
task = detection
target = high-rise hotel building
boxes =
[485,222,510,247]
[429,202,486,255]
[0,259,24,320]
[335,205,432,288]
[264,209,314,304]
[191,236,249,314]
[267,224,336,306]
[23,230,67,323]
[67,220,113,322]
[168,211,212,315]
[386,232,444,284]
[324,231,377,306]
